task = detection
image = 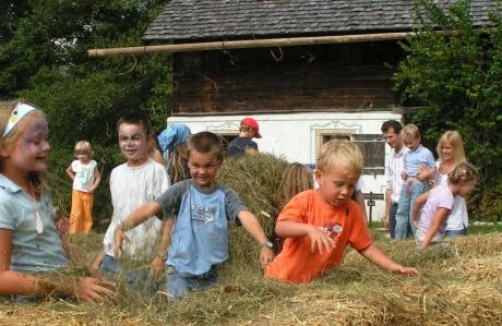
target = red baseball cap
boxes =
[241,117,262,138]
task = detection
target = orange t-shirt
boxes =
[265,189,372,283]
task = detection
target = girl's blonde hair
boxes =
[0,99,47,192]
[437,130,466,164]
[448,161,479,185]
[168,142,190,184]
[74,140,93,156]
[316,140,363,175]
[276,163,314,210]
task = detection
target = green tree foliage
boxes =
[394,0,502,218]
[0,0,172,222]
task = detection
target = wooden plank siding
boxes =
[171,42,403,114]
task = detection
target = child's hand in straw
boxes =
[389,263,421,276]
[307,225,336,254]
[74,277,117,302]
[260,247,275,267]
[150,257,166,281]
[113,224,131,259]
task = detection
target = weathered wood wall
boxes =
[172,42,403,114]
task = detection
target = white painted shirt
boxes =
[103,159,169,260]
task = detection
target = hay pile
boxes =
[2,233,502,325]
[218,153,289,265]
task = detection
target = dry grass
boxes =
[2,155,502,325]
[2,234,502,325]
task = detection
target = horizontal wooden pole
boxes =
[87,32,416,57]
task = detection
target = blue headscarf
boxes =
[157,123,191,156]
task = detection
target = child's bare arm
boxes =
[418,166,437,182]
[0,230,116,301]
[92,250,105,271]
[65,165,75,180]
[275,219,336,254]
[150,217,174,279]
[237,210,274,265]
[359,243,420,276]
[419,207,450,250]
[114,202,163,258]
[412,191,429,228]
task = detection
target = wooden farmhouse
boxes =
[137,0,495,220]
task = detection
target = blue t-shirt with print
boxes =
[156,180,247,277]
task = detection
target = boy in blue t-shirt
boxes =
[114,131,274,300]
[394,123,437,240]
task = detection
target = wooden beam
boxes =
[87,32,415,57]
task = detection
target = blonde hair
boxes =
[0,99,47,191]
[276,163,313,210]
[74,140,93,157]
[168,143,190,184]
[316,140,363,175]
[437,130,466,164]
[448,161,479,185]
[402,123,421,142]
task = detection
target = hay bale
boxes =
[218,154,289,266]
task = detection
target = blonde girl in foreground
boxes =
[0,100,116,301]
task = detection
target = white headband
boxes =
[2,102,37,138]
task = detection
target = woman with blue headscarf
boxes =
[157,123,191,185]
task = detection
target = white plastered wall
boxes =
[167,110,402,222]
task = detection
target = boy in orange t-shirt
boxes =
[265,140,420,283]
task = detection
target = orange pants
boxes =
[69,190,94,234]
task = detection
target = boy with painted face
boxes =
[93,112,169,297]
[265,140,420,283]
[66,140,101,235]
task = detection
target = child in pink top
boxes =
[412,161,478,250]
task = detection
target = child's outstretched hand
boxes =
[74,277,117,302]
[390,263,420,276]
[260,247,275,267]
[307,225,337,254]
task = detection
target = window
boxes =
[319,132,385,175]
[218,133,239,153]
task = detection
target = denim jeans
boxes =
[395,179,429,240]
[165,265,218,300]
[445,228,467,237]
[100,254,161,298]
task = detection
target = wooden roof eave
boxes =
[87,31,417,57]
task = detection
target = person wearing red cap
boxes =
[227,117,262,157]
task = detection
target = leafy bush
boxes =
[394,0,502,219]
